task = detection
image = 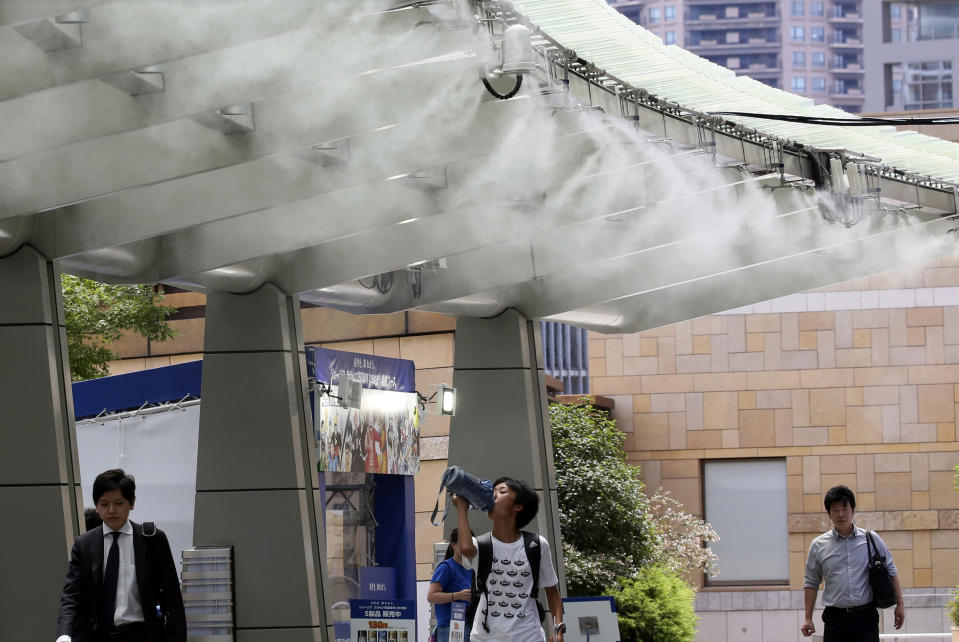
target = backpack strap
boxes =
[142,521,157,537]
[467,533,494,632]
[522,531,541,597]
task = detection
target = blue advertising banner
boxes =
[359,566,398,599]
[349,599,415,642]
[311,347,415,393]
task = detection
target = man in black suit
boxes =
[56,469,187,642]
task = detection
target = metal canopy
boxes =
[2,0,958,334]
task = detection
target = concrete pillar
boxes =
[0,245,82,642]
[193,285,330,642]
[446,309,566,593]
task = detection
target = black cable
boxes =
[482,74,524,100]
[710,111,959,127]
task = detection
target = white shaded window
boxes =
[792,1,804,16]
[665,5,676,22]
[810,26,825,42]
[649,7,661,23]
[792,51,806,66]
[810,2,825,17]
[792,76,807,92]
[791,26,805,42]
[664,30,677,45]
[704,459,789,584]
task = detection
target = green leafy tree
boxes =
[550,401,656,595]
[551,400,719,597]
[613,565,698,642]
[61,275,178,381]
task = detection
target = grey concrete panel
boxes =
[203,285,291,353]
[193,489,320,630]
[237,629,324,642]
[448,312,565,593]
[452,310,532,370]
[447,368,540,486]
[0,485,74,642]
[195,352,304,491]
[0,324,72,484]
[0,244,54,324]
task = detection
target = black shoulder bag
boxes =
[865,530,897,609]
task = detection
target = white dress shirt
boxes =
[56,521,144,642]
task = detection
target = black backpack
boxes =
[466,531,544,633]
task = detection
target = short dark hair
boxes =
[494,477,539,530]
[824,485,856,512]
[93,469,136,505]
[84,507,102,531]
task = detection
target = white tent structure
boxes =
[2,1,958,640]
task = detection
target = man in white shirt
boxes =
[56,469,186,642]
[454,477,565,642]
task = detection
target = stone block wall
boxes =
[589,259,959,596]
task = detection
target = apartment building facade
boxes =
[608,0,957,114]
[864,1,959,112]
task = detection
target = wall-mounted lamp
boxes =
[438,384,456,416]
[416,384,456,416]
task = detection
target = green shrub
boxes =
[612,566,697,642]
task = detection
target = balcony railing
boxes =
[688,9,780,23]
[830,87,865,99]
[828,35,863,47]
[689,38,780,48]
[829,9,861,22]
[830,61,864,73]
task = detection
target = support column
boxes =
[0,245,82,642]
[193,285,330,642]
[447,309,566,592]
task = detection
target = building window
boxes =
[540,322,590,395]
[904,60,954,110]
[810,26,825,42]
[704,460,789,584]
[812,77,826,93]
[812,51,826,67]
[887,2,959,42]
[790,26,805,42]
[792,76,807,92]
[649,7,660,23]
[792,51,806,67]
[665,5,676,22]
[791,1,804,16]
[891,28,902,42]
[810,2,824,17]
[664,30,677,45]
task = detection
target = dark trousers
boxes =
[823,606,879,642]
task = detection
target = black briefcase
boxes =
[866,530,897,609]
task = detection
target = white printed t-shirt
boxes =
[463,534,559,642]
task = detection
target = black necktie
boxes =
[97,531,121,632]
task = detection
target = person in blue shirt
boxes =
[428,528,473,642]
